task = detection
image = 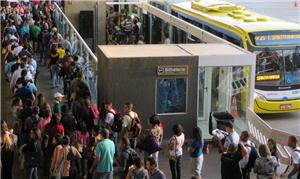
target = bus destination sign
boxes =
[253,34,300,46]
[256,74,280,81]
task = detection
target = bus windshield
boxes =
[255,47,300,88]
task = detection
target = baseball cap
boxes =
[54,92,64,98]
[9,35,18,41]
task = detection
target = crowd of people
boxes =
[106,6,145,45]
[1,1,300,179]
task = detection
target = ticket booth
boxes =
[97,44,256,138]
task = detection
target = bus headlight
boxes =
[254,92,267,101]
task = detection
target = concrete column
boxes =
[98,0,107,45]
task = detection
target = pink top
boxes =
[169,133,185,156]
[38,117,51,134]
[74,130,89,146]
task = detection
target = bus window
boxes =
[283,49,300,86]
[224,35,242,47]
[255,49,282,87]
[206,26,222,38]
[255,48,300,88]
[293,46,300,69]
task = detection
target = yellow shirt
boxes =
[56,48,65,59]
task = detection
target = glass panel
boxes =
[197,66,250,134]
[198,67,205,118]
[156,78,187,114]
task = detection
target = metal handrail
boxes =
[247,108,300,174]
[52,3,98,105]
[53,3,98,62]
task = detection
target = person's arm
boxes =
[125,168,132,179]
[89,156,100,174]
[288,163,299,178]
[50,147,59,173]
[89,145,100,174]
[161,171,167,179]
[239,143,247,157]
[217,138,226,153]
[187,141,196,153]
[187,146,195,154]
[72,146,82,159]
[145,170,150,179]
[159,128,163,143]
[31,93,35,101]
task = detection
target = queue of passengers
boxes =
[1,1,300,179]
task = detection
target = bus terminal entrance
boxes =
[175,44,256,138]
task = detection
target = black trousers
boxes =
[242,168,250,179]
[169,156,182,179]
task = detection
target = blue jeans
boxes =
[110,132,118,157]
[27,167,38,179]
[51,66,60,88]
[93,172,113,179]
[130,138,137,149]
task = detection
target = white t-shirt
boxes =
[291,147,300,165]
[224,130,240,149]
[291,147,300,177]
[239,141,252,169]
[105,109,115,126]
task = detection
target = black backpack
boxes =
[128,114,142,138]
[244,143,259,172]
[294,149,300,179]
[109,110,123,133]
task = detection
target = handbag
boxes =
[169,136,178,160]
[53,148,70,178]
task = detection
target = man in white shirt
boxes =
[10,60,33,91]
[239,131,253,179]
[218,122,240,153]
[104,101,115,127]
[287,135,300,179]
[104,101,118,156]
[122,102,139,149]
[27,54,38,83]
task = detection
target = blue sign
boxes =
[285,74,294,85]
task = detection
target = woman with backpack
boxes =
[168,124,185,179]
[125,156,149,179]
[51,136,81,179]
[188,127,204,179]
[50,134,63,179]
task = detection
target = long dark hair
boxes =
[192,127,202,141]
[267,138,277,153]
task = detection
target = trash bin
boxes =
[209,111,234,135]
